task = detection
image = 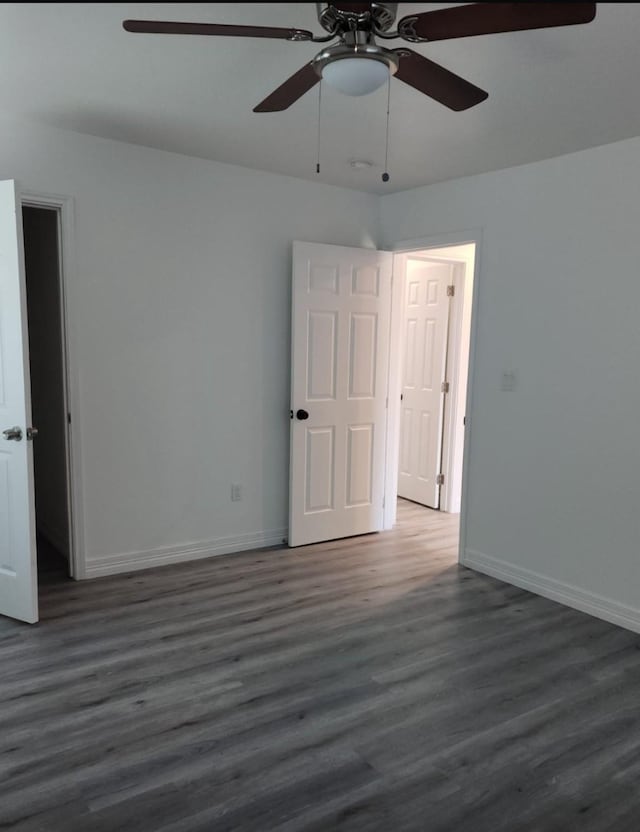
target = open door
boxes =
[398,257,454,509]
[289,242,391,547]
[0,180,38,623]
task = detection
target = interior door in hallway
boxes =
[289,241,392,547]
[0,179,38,623]
[398,257,454,509]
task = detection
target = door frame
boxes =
[383,228,483,564]
[21,191,85,579]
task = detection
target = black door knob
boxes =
[296,409,309,420]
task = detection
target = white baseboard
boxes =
[84,527,288,579]
[464,548,640,635]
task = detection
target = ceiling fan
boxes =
[123,2,597,113]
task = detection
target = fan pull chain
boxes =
[382,75,391,183]
[316,80,322,174]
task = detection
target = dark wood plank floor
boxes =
[2,500,640,831]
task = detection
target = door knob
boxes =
[3,426,23,441]
[27,427,38,441]
[296,409,309,420]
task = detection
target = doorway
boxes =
[21,204,73,581]
[288,238,478,551]
[393,242,476,516]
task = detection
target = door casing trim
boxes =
[21,190,85,580]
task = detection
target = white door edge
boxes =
[0,179,38,622]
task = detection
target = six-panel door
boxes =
[289,242,391,547]
[398,257,453,509]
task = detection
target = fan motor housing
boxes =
[316,3,398,34]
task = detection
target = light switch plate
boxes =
[501,370,518,392]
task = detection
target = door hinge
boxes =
[385,397,389,408]
[67,412,72,425]
[441,381,450,394]
[436,473,445,486]
[447,285,455,297]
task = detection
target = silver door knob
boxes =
[27,427,38,441]
[3,426,23,441]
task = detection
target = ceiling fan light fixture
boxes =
[313,44,399,98]
[322,56,390,96]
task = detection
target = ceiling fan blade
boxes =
[254,63,320,112]
[122,20,314,41]
[395,50,488,111]
[398,3,596,42]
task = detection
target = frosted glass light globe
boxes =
[322,57,390,96]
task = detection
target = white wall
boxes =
[380,136,640,633]
[10,107,640,632]
[0,113,379,577]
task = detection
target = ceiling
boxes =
[1,3,640,194]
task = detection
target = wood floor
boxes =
[2,500,640,831]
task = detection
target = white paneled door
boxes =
[0,180,38,623]
[289,242,392,547]
[398,258,454,509]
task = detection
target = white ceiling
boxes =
[1,3,640,193]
